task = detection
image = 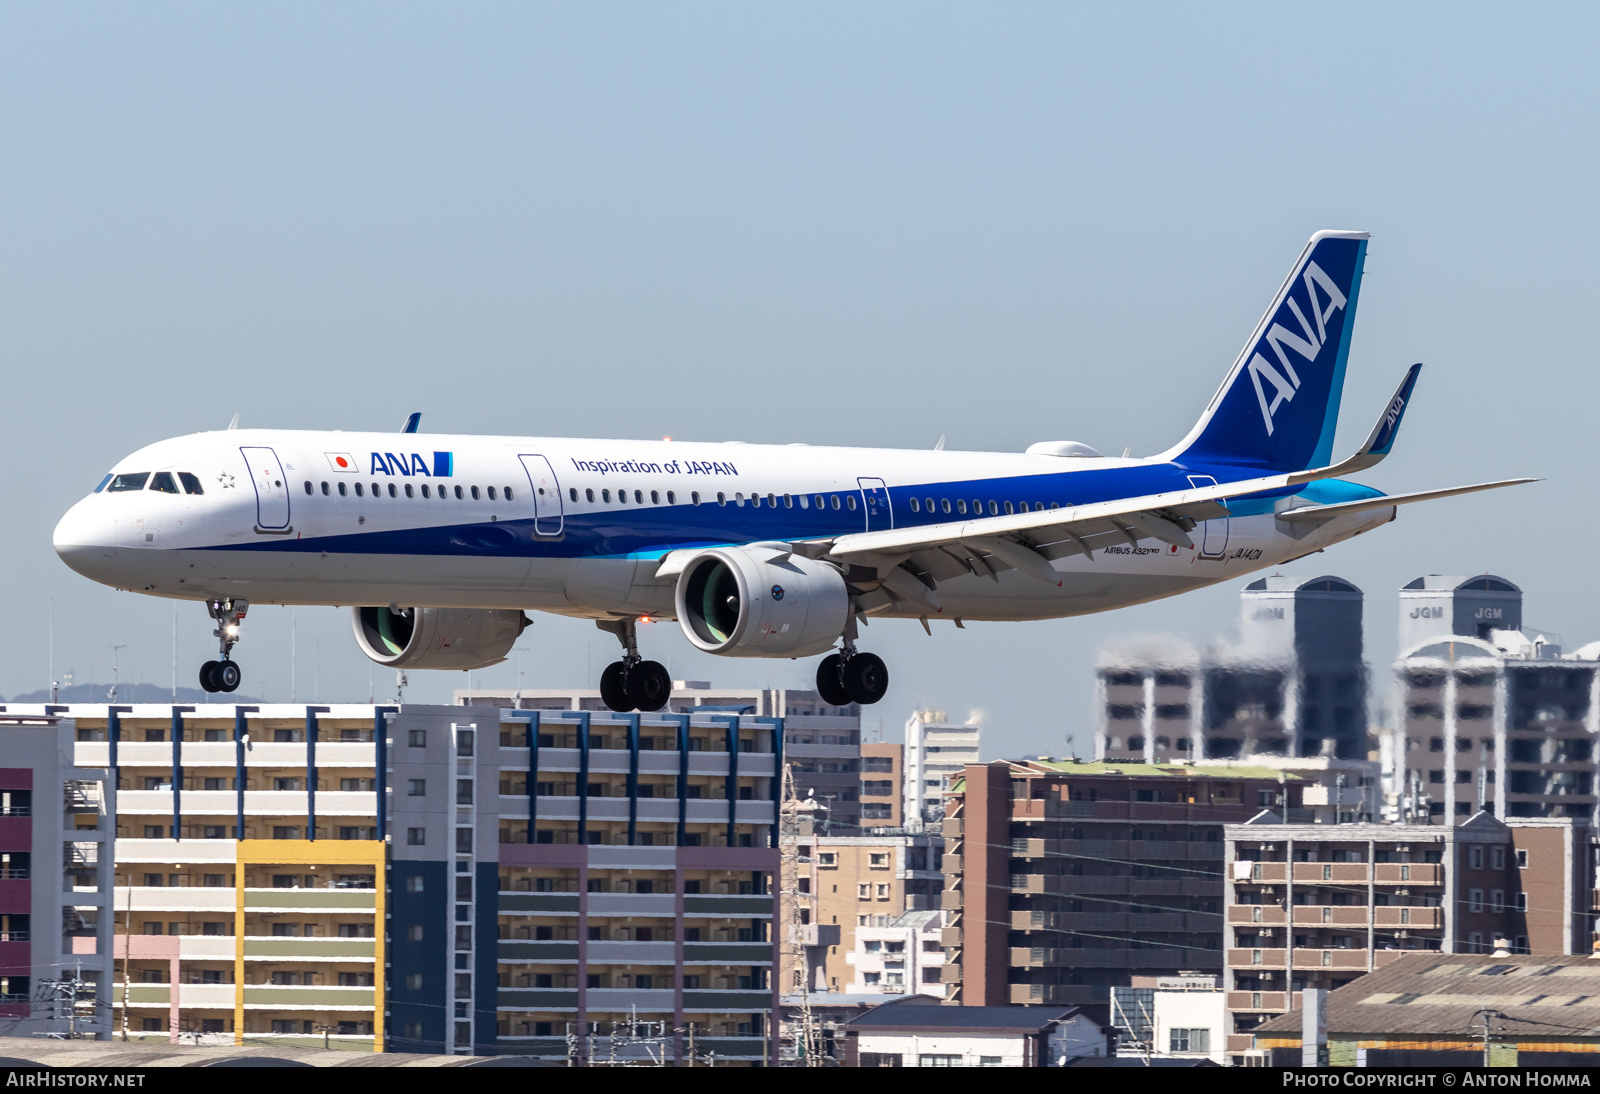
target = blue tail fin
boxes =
[1162,230,1369,472]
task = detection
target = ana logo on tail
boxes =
[1247,261,1349,435]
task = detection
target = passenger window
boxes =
[783,494,792,508]
[321,482,329,496]
[735,492,746,507]
[846,495,857,510]
[691,491,700,505]
[93,473,113,493]
[972,498,981,513]
[585,489,594,503]
[470,486,481,501]
[388,483,397,498]
[667,491,676,504]
[717,492,726,506]
[487,486,497,500]
[338,482,348,497]
[909,497,920,513]
[831,495,841,510]
[814,495,824,509]
[925,498,934,513]
[767,493,776,507]
[798,494,808,509]
[650,490,659,504]
[355,482,365,497]
[750,493,759,508]
[617,489,626,504]
[942,499,951,514]
[404,483,414,498]
[1050,502,1060,509]
[504,487,513,500]
[570,488,579,502]
[988,500,998,515]
[107,472,149,492]
[634,490,643,504]
[303,481,313,496]
[956,499,967,514]
[602,489,611,503]
[178,472,204,495]
[454,485,464,500]
[372,482,381,496]
[1004,501,1014,515]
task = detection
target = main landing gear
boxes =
[596,618,671,713]
[816,621,890,707]
[198,598,248,694]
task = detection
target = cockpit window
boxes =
[107,473,149,492]
[149,472,180,494]
[93,474,113,493]
[178,472,204,495]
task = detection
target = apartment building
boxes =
[787,832,943,995]
[460,683,863,830]
[860,744,903,828]
[843,910,946,998]
[941,761,1296,1008]
[1389,575,1600,822]
[8,701,781,1063]
[1097,574,1368,765]
[0,714,116,1039]
[904,712,981,828]
[1222,813,1593,1063]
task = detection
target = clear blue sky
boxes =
[3,4,1593,756]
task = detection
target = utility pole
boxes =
[777,763,823,1065]
[120,881,132,1040]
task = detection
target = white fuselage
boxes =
[52,429,1392,628]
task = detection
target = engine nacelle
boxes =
[352,606,529,670]
[674,548,848,658]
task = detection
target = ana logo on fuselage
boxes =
[1246,260,1349,436]
[370,451,454,477]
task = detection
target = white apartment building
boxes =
[903,712,981,827]
[844,910,945,998]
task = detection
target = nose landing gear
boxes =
[595,618,671,713]
[199,598,248,694]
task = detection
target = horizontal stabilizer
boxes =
[1277,478,1538,522]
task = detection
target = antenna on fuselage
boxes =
[400,412,421,434]
[226,413,239,430]
[933,434,946,451]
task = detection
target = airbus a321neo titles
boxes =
[53,231,1532,711]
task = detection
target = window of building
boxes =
[1469,847,1484,870]
[1517,850,1529,868]
[409,729,426,747]
[408,779,426,796]
[1169,1028,1210,1054]
[1468,888,1484,913]
[407,828,426,846]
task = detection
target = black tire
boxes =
[627,660,672,712]
[198,661,220,693]
[816,653,852,706]
[843,652,889,705]
[216,661,242,694]
[599,661,633,712]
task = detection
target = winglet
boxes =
[400,412,422,434]
[1287,363,1421,484]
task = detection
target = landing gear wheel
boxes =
[216,661,242,693]
[599,661,633,712]
[626,660,672,712]
[199,661,221,693]
[843,652,889,705]
[816,653,851,707]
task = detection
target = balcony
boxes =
[941,889,963,910]
[1227,906,1286,927]
[1374,863,1441,885]
[1291,948,1369,970]
[1374,906,1442,929]
[1291,906,1370,927]
[1227,990,1296,1013]
[1291,863,1370,884]
[241,985,377,1007]
[240,937,375,960]
[1239,862,1288,883]
[243,888,376,912]
[1227,947,1287,969]
[1008,983,1102,1005]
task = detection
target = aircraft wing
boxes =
[1276,479,1537,522]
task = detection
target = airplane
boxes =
[52,230,1532,713]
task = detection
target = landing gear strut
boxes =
[199,598,248,694]
[816,616,889,706]
[595,618,671,713]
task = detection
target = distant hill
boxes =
[5,682,265,705]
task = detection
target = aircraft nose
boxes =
[53,500,114,580]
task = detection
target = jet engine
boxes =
[352,606,529,670]
[674,548,848,658]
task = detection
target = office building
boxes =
[1098,575,1369,765]
[903,712,981,828]
[859,744,903,828]
[940,760,1297,1008]
[1222,813,1593,1063]
[1389,575,1600,822]
[843,910,946,998]
[0,713,116,1039]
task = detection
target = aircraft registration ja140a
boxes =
[53,231,1532,711]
